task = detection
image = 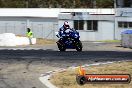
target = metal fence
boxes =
[0,23,58,40]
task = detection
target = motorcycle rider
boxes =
[56,21,82,51]
[58,21,70,38]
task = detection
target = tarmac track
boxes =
[0,42,132,88]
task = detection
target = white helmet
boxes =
[64,21,70,29]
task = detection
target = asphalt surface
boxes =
[0,42,132,88]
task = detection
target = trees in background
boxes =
[0,0,114,8]
[96,0,114,8]
[0,0,26,8]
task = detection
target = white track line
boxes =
[39,75,57,88]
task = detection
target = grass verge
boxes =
[50,61,132,88]
[97,40,121,43]
[36,38,56,45]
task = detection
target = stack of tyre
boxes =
[121,30,132,48]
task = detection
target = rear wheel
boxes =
[75,41,82,51]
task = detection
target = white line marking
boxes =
[39,75,57,88]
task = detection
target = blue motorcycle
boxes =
[56,28,82,51]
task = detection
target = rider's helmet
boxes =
[64,21,70,29]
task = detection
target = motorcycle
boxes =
[56,28,82,51]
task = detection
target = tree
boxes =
[74,0,81,8]
[0,0,4,7]
[96,0,114,8]
[0,0,114,8]
[1,0,25,8]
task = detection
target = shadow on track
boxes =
[0,49,132,68]
[0,49,132,61]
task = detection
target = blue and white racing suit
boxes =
[58,25,68,38]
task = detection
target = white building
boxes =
[58,9,115,41]
[0,8,116,41]
[115,0,132,40]
[0,9,59,39]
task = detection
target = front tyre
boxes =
[57,41,66,51]
[75,41,82,51]
[58,45,66,51]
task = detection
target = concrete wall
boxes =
[79,31,96,41]
[97,21,114,40]
[78,21,114,41]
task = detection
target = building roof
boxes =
[0,8,115,17]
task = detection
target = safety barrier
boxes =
[0,33,36,46]
[121,30,132,48]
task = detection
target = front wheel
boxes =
[75,41,82,51]
[58,45,66,51]
[57,41,66,51]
